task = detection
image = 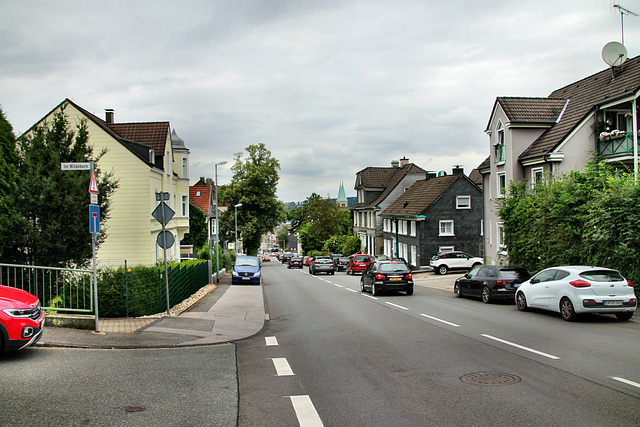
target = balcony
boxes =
[598,132,639,158]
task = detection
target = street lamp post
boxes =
[235,203,242,255]
[214,161,227,283]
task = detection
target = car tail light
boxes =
[583,299,597,306]
[630,298,637,305]
[627,280,634,287]
[495,280,509,286]
[570,280,591,288]
[405,273,412,280]
[375,274,386,280]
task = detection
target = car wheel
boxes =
[371,284,378,296]
[331,271,335,275]
[454,282,463,298]
[438,265,448,275]
[405,287,414,296]
[481,286,492,304]
[360,279,365,292]
[615,311,634,321]
[516,292,528,311]
[560,297,576,321]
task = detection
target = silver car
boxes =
[515,266,637,321]
[310,256,336,275]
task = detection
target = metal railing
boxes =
[598,132,635,157]
[0,263,93,313]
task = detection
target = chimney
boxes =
[399,157,409,167]
[391,160,400,168]
[452,165,464,175]
[105,109,114,124]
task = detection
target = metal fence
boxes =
[0,263,93,313]
[0,260,211,317]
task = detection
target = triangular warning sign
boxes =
[89,171,99,194]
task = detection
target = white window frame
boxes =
[439,220,454,236]
[456,195,471,209]
[531,167,544,188]
[439,246,454,253]
[181,156,188,177]
[494,120,505,164]
[410,221,416,237]
[497,222,506,249]
[181,195,189,217]
[497,172,506,198]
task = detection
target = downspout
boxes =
[634,97,638,181]
[394,217,399,258]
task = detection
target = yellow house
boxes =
[26,99,190,267]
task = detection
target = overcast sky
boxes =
[2,1,639,202]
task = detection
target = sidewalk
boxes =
[36,274,266,349]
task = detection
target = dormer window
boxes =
[494,121,505,163]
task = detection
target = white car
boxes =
[515,266,637,321]
[429,251,483,275]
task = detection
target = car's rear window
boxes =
[499,269,530,279]
[379,263,409,273]
[580,270,624,282]
[355,256,370,262]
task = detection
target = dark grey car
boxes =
[310,256,336,275]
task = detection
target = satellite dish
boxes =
[602,41,628,67]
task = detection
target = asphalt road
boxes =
[238,262,640,426]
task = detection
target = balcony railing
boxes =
[598,132,638,157]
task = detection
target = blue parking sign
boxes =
[89,205,100,233]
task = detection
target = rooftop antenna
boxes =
[613,3,638,45]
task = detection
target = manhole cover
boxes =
[460,373,521,386]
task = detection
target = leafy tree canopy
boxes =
[219,143,285,255]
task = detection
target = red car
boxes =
[346,254,373,275]
[0,285,45,351]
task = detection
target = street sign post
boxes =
[153,191,175,314]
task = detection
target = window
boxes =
[497,172,506,197]
[196,190,201,197]
[181,157,188,177]
[456,195,471,209]
[439,220,454,236]
[410,221,416,237]
[439,246,454,253]
[181,195,188,216]
[497,222,505,248]
[494,121,505,163]
[531,168,544,187]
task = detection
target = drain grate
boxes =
[460,372,521,386]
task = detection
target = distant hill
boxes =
[282,197,356,210]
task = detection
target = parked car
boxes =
[0,285,45,351]
[310,256,336,275]
[288,256,304,269]
[262,255,271,262]
[232,256,262,285]
[281,252,293,264]
[515,266,637,321]
[335,257,350,271]
[346,254,373,275]
[430,251,483,275]
[360,261,414,296]
[454,265,531,303]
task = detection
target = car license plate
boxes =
[390,277,401,281]
[242,277,250,281]
[604,300,623,306]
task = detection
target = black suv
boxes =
[454,265,531,303]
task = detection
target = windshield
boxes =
[236,257,259,267]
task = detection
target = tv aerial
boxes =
[612,3,638,45]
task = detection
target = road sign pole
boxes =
[161,193,170,314]
[90,161,100,332]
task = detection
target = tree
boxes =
[181,203,208,249]
[0,107,24,259]
[276,225,289,250]
[219,143,285,255]
[292,193,350,253]
[11,109,118,267]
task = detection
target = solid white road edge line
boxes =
[386,302,409,310]
[265,336,278,346]
[611,376,640,389]
[271,358,295,376]
[289,395,324,427]
[419,313,460,327]
[481,334,561,360]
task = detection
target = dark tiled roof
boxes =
[381,175,461,217]
[357,167,398,188]
[370,164,427,207]
[468,168,483,185]
[490,97,567,128]
[477,156,490,173]
[519,55,640,160]
[108,122,170,154]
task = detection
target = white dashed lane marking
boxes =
[419,313,460,327]
[271,358,295,376]
[265,336,278,346]
[289,395,324,426]
[481,334,561,360]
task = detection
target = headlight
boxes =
[255,270,261,277]
[3,308,34,318]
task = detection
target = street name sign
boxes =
[61,162,91,170]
